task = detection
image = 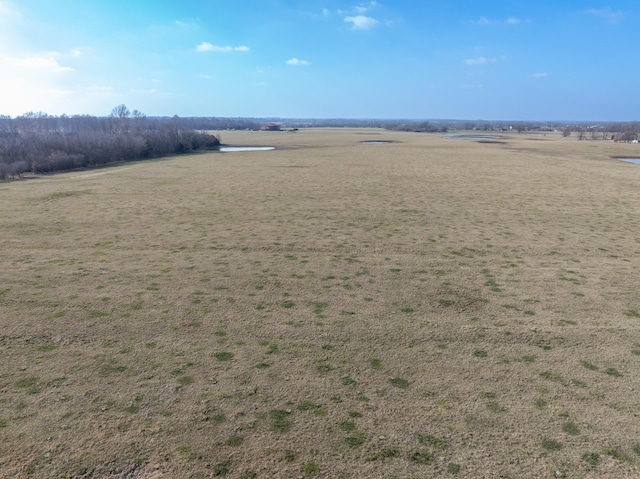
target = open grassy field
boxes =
[2,128,640,478]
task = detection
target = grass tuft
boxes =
[409,450,433,465]
[418,434,448,448]
[344,432,367,447]
[562,421,580,435]
[541,439,563,451]
[582,452,600,466]
[389,377,409,389]
[269,409,293,432]
[213,460,231,476]
[303,461,319,476]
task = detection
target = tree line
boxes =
[0,105,220,180]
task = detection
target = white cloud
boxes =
[531,72,549,79]
[11,56,73,73]
[286,57,311,66]
[584,8,623,24]
[465,56,497,66]
[344,15,379,29]
[0,55,76,115]
[196,42,250,52]
[128,88,159,96]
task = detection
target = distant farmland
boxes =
[1,128,640,478]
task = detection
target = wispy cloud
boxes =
[470,16,530,26]
[584,8,623,24]
[354,1,377,14]
[196,42,250,53]
[471,16,492,25]
[0,0,22,24]
[344,15,379,30]
[531,72,549,79]
[465,56,498,66]
[286,57,311,66]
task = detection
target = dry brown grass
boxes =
[2,128,640,478]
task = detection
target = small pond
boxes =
[444,134,503,142]
[617,158,640,165]
[361,141,391,145]
[218,146,275,152]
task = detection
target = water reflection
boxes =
[218,146,275,152]
[617,158,640,165]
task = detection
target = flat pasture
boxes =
[2,129,640,478]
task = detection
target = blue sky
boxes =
[0,0,638,120]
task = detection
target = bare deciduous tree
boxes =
[0,106,220,180]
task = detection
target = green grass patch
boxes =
[604,447,634,464]
[269,409,293,432]
[562,422,580,435]
[418,434,447,448]
[226,436,244,446]
[389,377,409,389]
[338,421,356,432]
[486,401,506,413]
[344,432,367,447]
[15,377,41,394]
[341,376,357,386]
[298,401,321,412]
[581,360,598,371]
[366,447,400,461]
[37,344,58,352]
[213,460,231,476]
[214,352,234,361]
[539,370,563,382]
[534,398,548,409]
[409,450,433,465]
[303,461,319,476]
[582,452,600,466]
[99,364,127,376]
[177,376,194,386]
